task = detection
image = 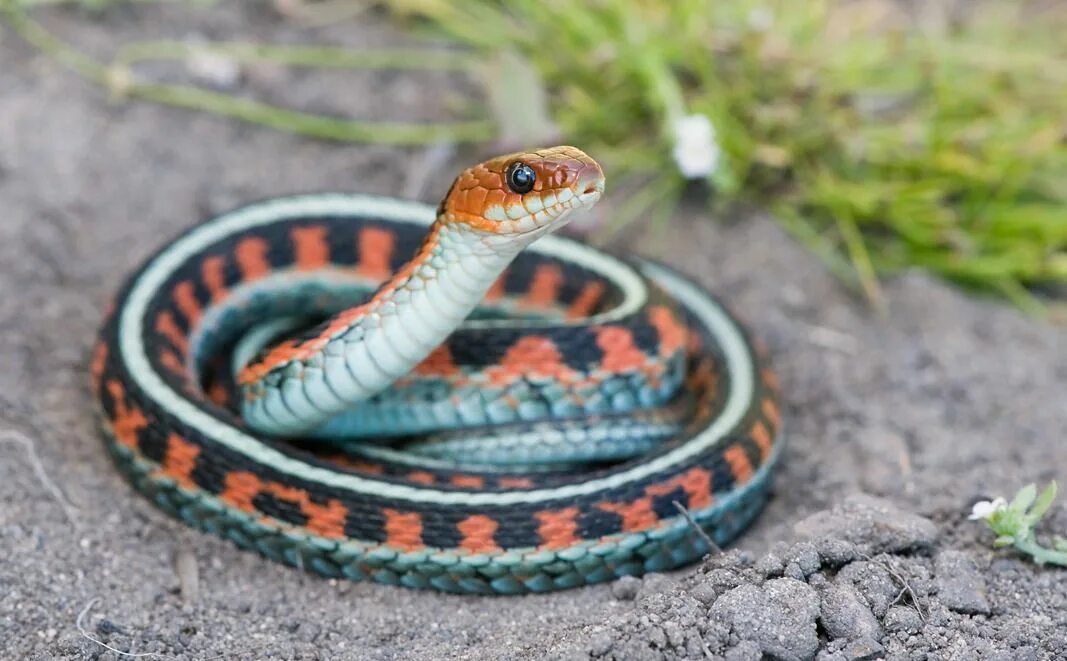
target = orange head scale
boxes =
[436,146,605,250]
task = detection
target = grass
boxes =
[379,0,1067,311]
[3,0,1066,311]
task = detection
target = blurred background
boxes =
[3,0,1065,316]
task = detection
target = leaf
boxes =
[1027,481,1058,523]
[1010,483,1038,513]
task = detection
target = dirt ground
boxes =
[1,4,1066,660]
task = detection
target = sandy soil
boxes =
[1,4,1066,660]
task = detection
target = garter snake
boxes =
[92,146,782,594]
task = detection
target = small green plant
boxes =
[970,482,1067,566]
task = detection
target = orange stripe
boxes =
[497,476,534,489]
[349,460,384,475]
[155,311,189,355]
[90,342,108,394]
[220,471,261,512]
[484,274,506,302]
[383,508,424,551]
[162,433,199,489]
[566,281,605,319]
[762,368,780,391]
[221,471,346,538]
[106,380,147,450]
[413,344,460,377]
[201,255,228,302]
[486,336,575,387]
[236,237,271,282]
[357,227,395,280]
[645,467,714,511]
[173,281,201,327]
[751,421,772,460]
[648,305,688,355]
[450,474,485,489]
[597,498,658,532]
[237,339,299,385]
[724,444,754,483]
[206,381,230,408]
[457,514,500,553]
[762,398,780,428]
[595,326,646,373]
[406,470,435,485]
[534,507,580,549]
[159,349,185,377]
[265,483,347,539]
[521,264,563,308]
[292,226,330,270]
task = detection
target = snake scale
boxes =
[92,146,783,594]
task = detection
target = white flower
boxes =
[969,497,1007,521]
[671,114,721,180]
[185,46,242,90]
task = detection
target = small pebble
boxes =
[786,541,822,576]
[689,582,718,606]
[819,583,882,642]
[883,605,922,634]
[935,550,990,615]
[843,637,884,660]
[783,562,806,581]
[816,538,858,567]
[611,575,642,601]
[753,553,785,577]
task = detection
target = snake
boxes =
[92,146,782,594]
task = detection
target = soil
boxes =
[1,4,1065,660]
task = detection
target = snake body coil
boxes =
[93,147,782,594]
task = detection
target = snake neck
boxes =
[364,222,519,347]
[240,221,521,434]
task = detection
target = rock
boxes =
[587,628,614,657]
[784,562,806,581]
[709,578,821,661]
[835,561,899,619]
[842,637,884,660]
[753,552,785,578]
[724,640,763,661]
[689,582,718,606]
[815,538,858,567]
[935,550,990,615]
[883,605,922,634]
[611,575,642,601]
[818,583,882,642]
[793,494,939,554]
[704,568,744,593]
[786,542,822,576]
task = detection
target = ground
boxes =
[1,4,1066,660]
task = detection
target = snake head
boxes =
[438,146,605,248]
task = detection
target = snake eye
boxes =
[505,161,536,195]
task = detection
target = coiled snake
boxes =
[92,146,782,594]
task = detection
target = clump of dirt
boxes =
[566,496,1067,660]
